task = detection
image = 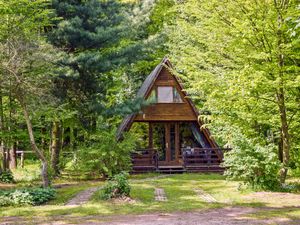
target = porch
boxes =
[131,148,229,173]
[129,121,230,173]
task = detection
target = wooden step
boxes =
[157,166,186,174]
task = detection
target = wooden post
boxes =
[20,152,24,168]
[5,147,9,170]
[165,123,171,162]
[148,122,153,149]
[175,123,180,162]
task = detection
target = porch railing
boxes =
[131,147,231,171]
[131,148,158,170]
[182,148,231,168]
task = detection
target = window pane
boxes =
[147,89,157,103]
[173,88,183,103]
[157,86,173,103]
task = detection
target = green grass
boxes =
[1,173,300,222]
[245,207,300,221]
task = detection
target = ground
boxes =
[3,207,300,225]
[1,169,300,224]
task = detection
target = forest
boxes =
[0,0,300,224]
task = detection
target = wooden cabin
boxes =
[117,57,228,173]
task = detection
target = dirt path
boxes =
[1,207,299,225]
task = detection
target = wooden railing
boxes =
[182,148,231,168]
[131,148,158,171]
[131,147,231,172]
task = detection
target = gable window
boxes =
[173,88,183,103]
[149,86,183,103]
[157,86,173,103]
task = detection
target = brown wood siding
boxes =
[135,65,198,122]
[156,67,171,81]
[134,103,197,121]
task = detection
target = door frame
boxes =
[151,122,180,166]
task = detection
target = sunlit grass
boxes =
[1,173,300,222]
[245,207,300,221]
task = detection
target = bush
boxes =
[102,172,131,199]
[74,128,136,177]
[223,135,280,190]
[0,188,56,206]
[0,170,14,183]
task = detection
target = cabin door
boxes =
[154,122,180,165]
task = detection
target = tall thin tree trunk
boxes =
[275,3,290,184]
[18,98,50,187]
[0,91,5,172]
[277,89,290,183]
[278,136,283,163]
[50,121,61,177]
[9,143,17,169]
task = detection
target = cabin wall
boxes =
[134,67,197,122]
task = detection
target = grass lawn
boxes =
[1,173,300,222]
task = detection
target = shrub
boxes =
[74,128,136,177]
[0,170,14,183]
[0,188,56,206]
[0,196,12,207]
[102,172,131,199]
[223,135,280,190]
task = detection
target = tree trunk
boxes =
[278,136,283,163]
[50,121,61,177]
[275,2,290,184]
[277,89,290,184]
[0,90,6,171]
[9,143,17,169]
[18,98,50,187]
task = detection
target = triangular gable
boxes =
[117,57,218,150]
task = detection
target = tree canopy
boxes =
[0,0,299,188]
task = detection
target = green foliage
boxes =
[74,128,136,177]
[102,172,131,199]
[223,133,280,190]
[0,188,56,206]
[167,0,300,181]
[0,170,14,183]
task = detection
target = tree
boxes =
[168,0,300,183]
[0,0,55,187]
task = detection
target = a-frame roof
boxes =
[116,57,218,148]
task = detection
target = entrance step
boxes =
[185,165,224,173]
[157,166,186,174]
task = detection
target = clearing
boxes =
[1,173,300,224]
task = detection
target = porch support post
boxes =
[175,123,180,162]
[148,122,153,149]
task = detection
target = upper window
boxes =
[148,86,183,103]
[157,86,173,103]
[173,88,183,103]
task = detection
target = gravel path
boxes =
[154,188,168,201]
[2,207,298,225]
[194,188,217,203]
[65,187,100,206]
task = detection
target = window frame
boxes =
[149,85,184,104]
